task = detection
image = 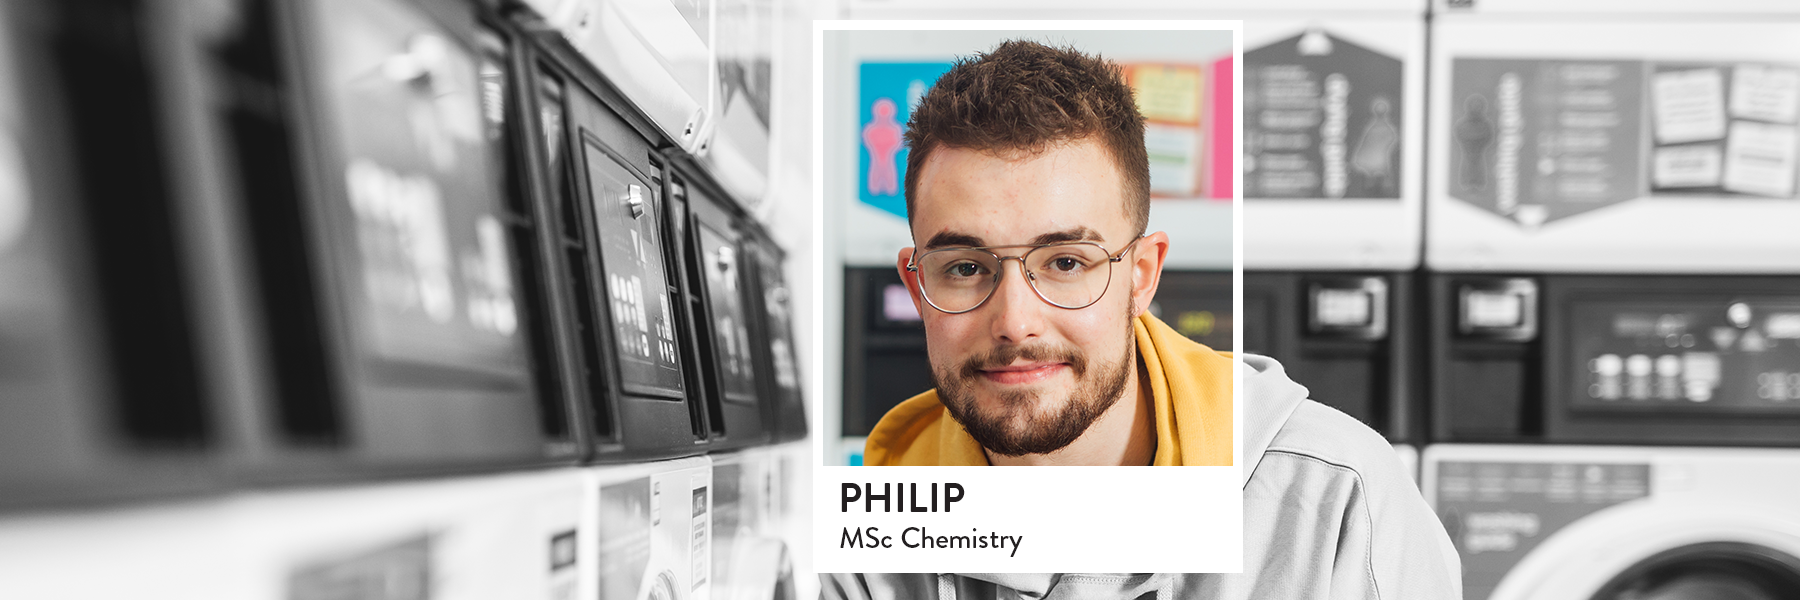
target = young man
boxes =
[846,40,1460,598]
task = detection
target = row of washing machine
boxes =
[1248,3,1800,598]
[0,441,813,600]
[0,0,811,512]
[822,0,1800,596]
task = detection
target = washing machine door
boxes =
[1489,500,1800,600]
[1588,542,1800,600]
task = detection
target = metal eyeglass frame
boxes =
[905,236,1145,314]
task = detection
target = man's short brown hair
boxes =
[903,40,1150,236]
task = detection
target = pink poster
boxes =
[1208,55,1235,200]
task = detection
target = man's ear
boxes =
[1128,231,1171,318]
[897,247,927,317]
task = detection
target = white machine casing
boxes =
[0,468,587,599]
[520,0,716,154]
[1425,443,1800,600]
[591,456,714,600]
[1427,0,1800,273]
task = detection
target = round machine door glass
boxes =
[1591,542,1800,600]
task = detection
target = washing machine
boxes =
[665,152,772,451]
[1426,0,1800,447]
[224,468,587,600]
[1426,444,1800,600]
[1425,2,1800,597]
[711,447,798,600]
[1235,0,1430,444]
[526,33,716,461]
[594,456,714,600]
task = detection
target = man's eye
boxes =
[1051,256,1084,272]
[948,262,984,277]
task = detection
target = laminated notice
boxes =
[1652,145,1723,188]
[1722,121,1798,197]
[1652,68,1727,144]
[1730,64,1800,124]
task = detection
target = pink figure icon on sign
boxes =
[863,98,903,196]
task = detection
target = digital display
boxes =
[1570,298,1800,411]
[583,142,684,398]
[319,0,527,378]
[1314,288,1372,327]
[697,220,756,403]
[1466,291,1523,328]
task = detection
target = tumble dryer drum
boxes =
[746,231,808,442]
[668,157,769,450]
[0,0,219,507]
[221,0,553,477]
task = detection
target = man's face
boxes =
[900,139,1148,457]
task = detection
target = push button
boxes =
[1305,276,1388,340]
[1457,278,1538,342]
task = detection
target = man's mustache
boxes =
[957,343,1089,379]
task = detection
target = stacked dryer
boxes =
[1424,1,1800,598]
[1236,0,1431,476]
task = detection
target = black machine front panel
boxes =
[1434,274,1800,446]
[474,20,577,457]
[218,0,554,475]
[691,189,759,405]
[670,159,768,450]
[747,232,808,441]
[842,266,931,437]
[1547,277,1800,445]
[1566,299,1800,413]
[0,0,224,506]
[1149,271,1234,353]
[552,58,707,460]
[1245,271,1419,442]
[578,140,683,398]
[1430,275,1542,443]
[318,0,529,384]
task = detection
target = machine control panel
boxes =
[1570,298,1800,412]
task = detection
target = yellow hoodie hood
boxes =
[863,312,1234,466]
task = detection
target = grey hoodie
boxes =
[821,354,1462,600]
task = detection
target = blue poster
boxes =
[858,62,954,219]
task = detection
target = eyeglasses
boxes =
[906,237,1144,314]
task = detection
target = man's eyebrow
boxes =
[923,231,986,250]
[1029,227,1105,246]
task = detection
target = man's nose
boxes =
[984,257,1046,344]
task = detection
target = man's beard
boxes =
[931,319,1136,458]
